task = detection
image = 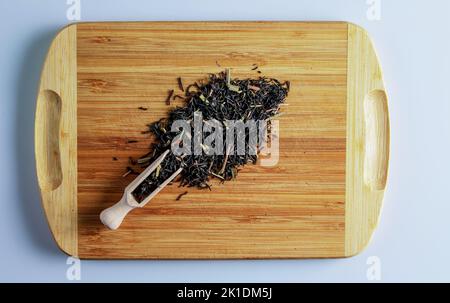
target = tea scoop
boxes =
[100,149,183,230]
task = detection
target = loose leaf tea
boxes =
[131,70,290,203]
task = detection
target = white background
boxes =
[0,0,449,282]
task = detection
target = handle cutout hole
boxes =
[36,90,63,191]
[364,90,389,191]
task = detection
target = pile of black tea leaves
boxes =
[131,70,290,203]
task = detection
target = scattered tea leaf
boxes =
[176,191,188,201]
[177,77,184,92]
[166,89,174,105]
[173,94,185,101]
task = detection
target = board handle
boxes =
[363,89,390,191]
[35,90,63,192]
[100,194,136,230]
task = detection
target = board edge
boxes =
[35,23,78,257]
[345,22,390,257]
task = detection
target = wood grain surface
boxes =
[35,22,389,259]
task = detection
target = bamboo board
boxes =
[35,22,389,259]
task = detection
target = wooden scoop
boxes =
[100,150,183,230]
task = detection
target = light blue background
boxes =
[1,0,449,282]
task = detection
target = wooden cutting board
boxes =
[35,22,389,259]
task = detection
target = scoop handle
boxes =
[100,195,135,230]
